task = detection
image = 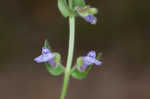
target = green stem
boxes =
[69,0,73,8]
[60,17,75,99]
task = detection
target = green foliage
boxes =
[44,39,51,49]
[71,65,92,80]
[58,0,72,17]
[45,62,65,76]
[72,0,86,8]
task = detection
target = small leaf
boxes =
[71,65,92,80]
[44,40,51,50]
[45,62,65,76]
[73,0,86,8]
[58,0,72,17]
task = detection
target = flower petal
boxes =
[84,15,97,24]
[87,50,96,58]
[83,57,93,65]
[34,53,56,63]
[94,60,102,65]
[80,63,88,71]
[49,59,56,67]
[42,47,51,55]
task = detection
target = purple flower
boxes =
[80,51,102,71]
[34,47,56,66]
[83,15,97,24]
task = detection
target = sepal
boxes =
[75,5,90,16]
[88,8,98,15]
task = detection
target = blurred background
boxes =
[0,0,150,99]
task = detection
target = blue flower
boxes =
[34,47,56,66]
[83,14,97,24]
[80,51,102,71]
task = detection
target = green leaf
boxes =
[58,0,72,17]
[45,62,65,76]
[73,0,86,8]
[71,65,92,80]
[44,40,51,49]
